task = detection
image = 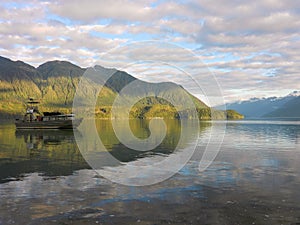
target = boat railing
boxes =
[42,114,75,121]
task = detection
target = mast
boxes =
[24,98,41,121]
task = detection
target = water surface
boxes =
[0,119,299,224]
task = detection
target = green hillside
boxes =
[0,56,243,120]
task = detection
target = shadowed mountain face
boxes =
[0,56,242,119]
[0,56,39,81]
[37,60,85,79]
[105,70,137,93]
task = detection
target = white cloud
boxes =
[49,0,156,23]
[0,0,299,102]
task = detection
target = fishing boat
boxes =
[15,98,82,129]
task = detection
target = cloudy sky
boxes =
[0,0,299,103]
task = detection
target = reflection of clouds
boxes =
[1,121,300,223]
[190,121,300,190]
[0,170,104,199]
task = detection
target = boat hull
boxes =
[15,118,82,129]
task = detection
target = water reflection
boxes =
[0,128,89,183]
[16,129,76,149]
[224,121,300,149]
[96,119,208,162]
[0,121,300,224]
[0,120,212,184]
[76,119,209,185]
[198,121,300,191]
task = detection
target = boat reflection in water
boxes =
[16,129,77,150]
[0,129,89,183]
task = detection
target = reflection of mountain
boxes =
[98,119,182,162]
[78,119,214,185]
[0,128,89,183]
[0,120,212,183]
[82,119,212,164]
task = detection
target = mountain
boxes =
[223,92,300,119]
[36,61,85,108]
[0,56,242,120]
[264,96,300,119]
[0,56,39,81]
[0,56,42,116]
[37,60,85,79]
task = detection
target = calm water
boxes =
[0,119,300,224]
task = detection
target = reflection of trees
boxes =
[96,119,212,163]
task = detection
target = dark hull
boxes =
[15,118,82,129]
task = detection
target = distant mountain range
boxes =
[0,56,243,120]
[224,91,300,119]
